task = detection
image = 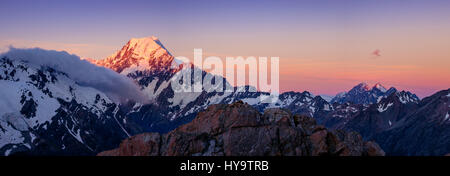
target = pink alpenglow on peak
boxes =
[373,83,387,92]
[126,36,171,58]
[89,36,174,74]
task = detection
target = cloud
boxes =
[1,47,148,104]
[371,49,381,57]
[0,39,116,59]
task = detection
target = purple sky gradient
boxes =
[1,0,449,97]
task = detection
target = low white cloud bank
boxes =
[1,47,148,104]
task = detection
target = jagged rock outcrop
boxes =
[99,101,384,156]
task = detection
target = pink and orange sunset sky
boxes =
[1,0,449,98]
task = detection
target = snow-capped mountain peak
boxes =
[319,94,334,102]
[373,83,387,92]
[126,36,171,58]
[330,82,418,105]
[89,36,174,74]
[356,82,371,91]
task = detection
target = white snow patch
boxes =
[398,94,417,104]
[319,95,334,102]
[4,149,13,156]
[143,78,171,100]
[374,84,387,92]
[0,115,26,149]
[206,92,232,105]
[241,97,261,105]
[309,106,316,114]
[0,80,59,127]
[169,91,202,109]
[120,59,151,76]
[378,102,393,113]
[304,97,312,102]
[377,96,385,103]
[335,92,347,98]
[113,114,131,137]
[64,122,93,151]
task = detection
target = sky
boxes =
[1,0,449,98]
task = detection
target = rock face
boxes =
[99,101,384,156]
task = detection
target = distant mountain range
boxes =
[330,82,419,105]
[0,36,448,156]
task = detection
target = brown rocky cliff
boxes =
[99,101,385,156]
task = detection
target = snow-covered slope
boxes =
[319,94,334,102]
[0,56,134,156]
[373,89,450,155]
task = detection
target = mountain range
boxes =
[0,36,448,156]
[99,101,385,156]
[330,82,419,105]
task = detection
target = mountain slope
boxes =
[373,89,450,155]
[319,88,450,155]
[338,91,420,139]
[0,56,135,155]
